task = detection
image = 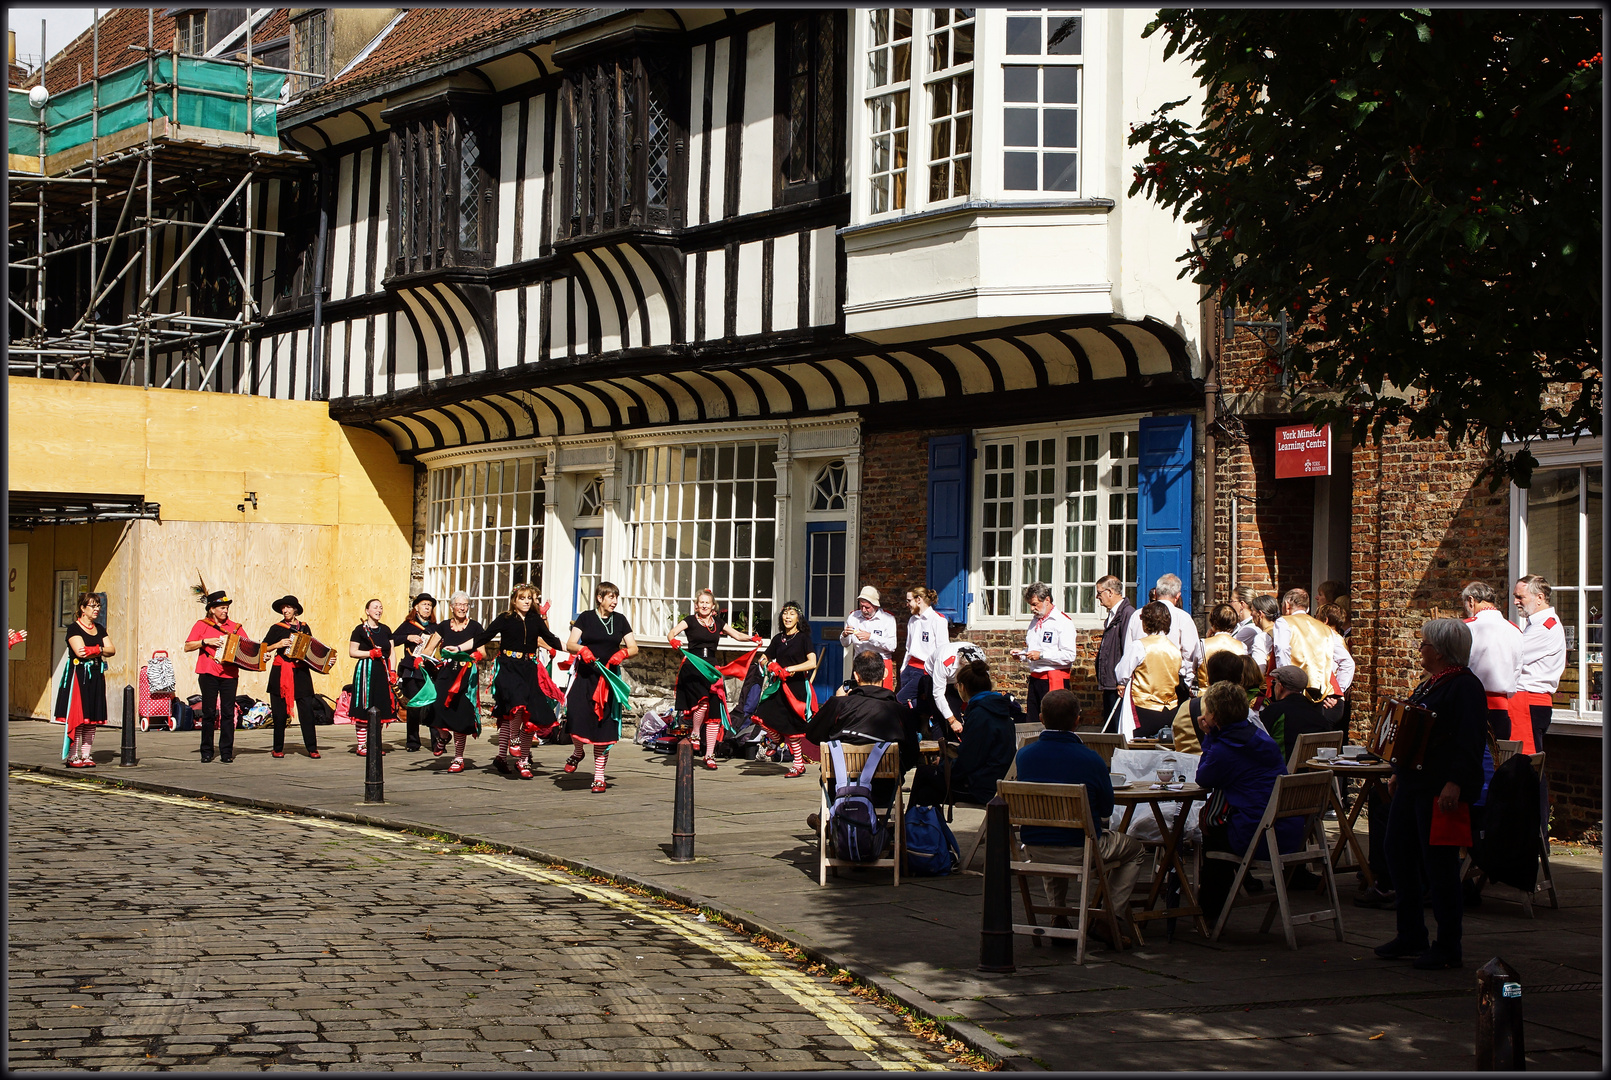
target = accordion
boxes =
[286,632,339,675]
[1368,697,1438,771]
[221,631,268,672]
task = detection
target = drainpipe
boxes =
[1201,298,1219,611]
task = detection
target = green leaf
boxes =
[1369,40,1387,63]
[1334,81,1358,101]
[1415,22,1432,43]
[1462,219,1487,250]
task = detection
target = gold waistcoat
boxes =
[1283,612,1339,701]
[1198,632,1249,687]
[1132,634,1183,712]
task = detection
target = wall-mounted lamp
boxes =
[238,491,258,513]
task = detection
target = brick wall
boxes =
[1545,733,1603,839]
[1213,422,1316,597]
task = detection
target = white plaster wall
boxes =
[738,24,775,216]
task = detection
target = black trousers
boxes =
[1528,702,1552,830]
[405,705,437,750]
[197,672,238,757]
[270,689,320,753]
[1386,788,1463,956]
[1486,706,1511,741]
[1366,782,1394,889]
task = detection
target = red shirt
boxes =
[188,617,244,678]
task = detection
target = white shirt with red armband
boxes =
[1465,606,1522,710]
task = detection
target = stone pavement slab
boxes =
[7,718,1603,1071]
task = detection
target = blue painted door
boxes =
[927,434,971,623]
[1136,415,1194,604]
[805,522,847,701]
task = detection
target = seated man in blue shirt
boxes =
[1014,689,1148,948]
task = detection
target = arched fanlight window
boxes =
[811,459,847,511]
[577,475,604,517]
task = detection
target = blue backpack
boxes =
[904,803,962,876]
[827,741,893,863]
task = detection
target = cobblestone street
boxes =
[7,775,962,1072]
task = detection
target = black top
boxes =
[470,609,565,655]
[806,685,905,745]
[766,627,814,668]
[1262,692,1333,761]
[392,616,436,659]
[66,620,105,655]
[1095,598,1136,689]
[350,622,393,660]
[572,609,631,655]
[1402,666,1488,800]
[432,617,484,653]
[683,614,726,662]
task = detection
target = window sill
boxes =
[1547,716,1604,736]
[841,197,1115,240]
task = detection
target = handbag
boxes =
[1201,786,1231,829]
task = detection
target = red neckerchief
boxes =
[1029,607,1059,633]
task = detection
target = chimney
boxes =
[8,29,16,66]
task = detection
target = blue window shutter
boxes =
[927,434,970,624]
[1136,415,1194,605]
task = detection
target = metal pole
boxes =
[671,736,695,861]
[90,10,100,369]
[364,707,384,802]
[978,796,1016,972]
[120,684,137,765]
[36,19,47,378]
[142,7,153,388]
[1475,957,1525,1070]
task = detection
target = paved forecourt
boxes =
[6,718,1603,1071]
[8,772,960,1072]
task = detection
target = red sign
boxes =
[1275,424,1331,478]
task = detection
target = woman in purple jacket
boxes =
[1194,680,1305,921]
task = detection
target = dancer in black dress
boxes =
[752,601,818,778]
[262,595,324,758]
[346,598,396,755]
[393,593,437,752]
[564,581,639,792]
[56,593,114,767]
[459,584,565,779]
[667,588,762,769]
[430,591,484,772]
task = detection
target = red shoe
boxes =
[703,757,719,771]
[785,762,808,778]
[66,759,92,769]
[356,746,367,757]
[448,758,466,773]
[563,755,583,774]
[308,751,321,759]
[517,761,534,779]
[591,779,607,793]
[271,751,285,759]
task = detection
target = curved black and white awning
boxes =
[338,313,1198,455]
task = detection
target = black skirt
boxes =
[753,673,811,737]
[567,662,621,745]
[429,658,481,735]
[492,654,559,733]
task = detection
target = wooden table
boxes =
[1112,781,1209,940]
[1298,757,1393,888]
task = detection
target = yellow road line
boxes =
[12,772,944,1071]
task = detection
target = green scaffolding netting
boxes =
[9,56,285,159]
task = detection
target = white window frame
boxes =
[1509,435,1605,730]
[971,414,1142,631]
[863,8,915,217]
[424,454,547,629]
[620,439,782,642]
[1000,8,1084,197]
[922,8,977,204]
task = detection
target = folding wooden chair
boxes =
[818,742,904,887]
[1286,729,1344,776]
[1463,746,1558,916]
[1079,731,1127,768]
[957,732,1037,873]
[1207,771,1344,950]
[997,780,1126,966]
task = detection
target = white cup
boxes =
[1316,747,1339,761]
[1342,745,1367,759]
[1110,772,1127,788]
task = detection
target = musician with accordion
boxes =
[262,595,329,759]
[1374,617,1487,971]
[185,588,245,764]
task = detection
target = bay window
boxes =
[1003,9,1082,193]
[426,456,546,627]
[562,55,685,238]
[777,10,846,201]
[865,8,914,214]
[978,420,1138,622]
[623,441,778,638]
[1513,451,1604,722]
[388,104,496,276]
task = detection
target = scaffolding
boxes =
[8,11,316,391]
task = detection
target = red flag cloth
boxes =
[718,647,761,680]
[534,658,562,702]
[277,659,298,720]
[592,669,611,721]
[1429,801,1473,847]
[444,662,470,706]
[63,665,86,737]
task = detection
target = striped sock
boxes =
[80,729,94,758]
[454,732,468,756]
[566,740,585,767]
[787,735,806,764]
[704,721,722,758]
[497,720,511,759]
[518,729,534,762]
[592,748,608,784]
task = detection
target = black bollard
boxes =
[979,795,1015,973]
[671,736,695,861]
[1476,957,1525,1070]
[120,685,137,766]
[364,707,384,803]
